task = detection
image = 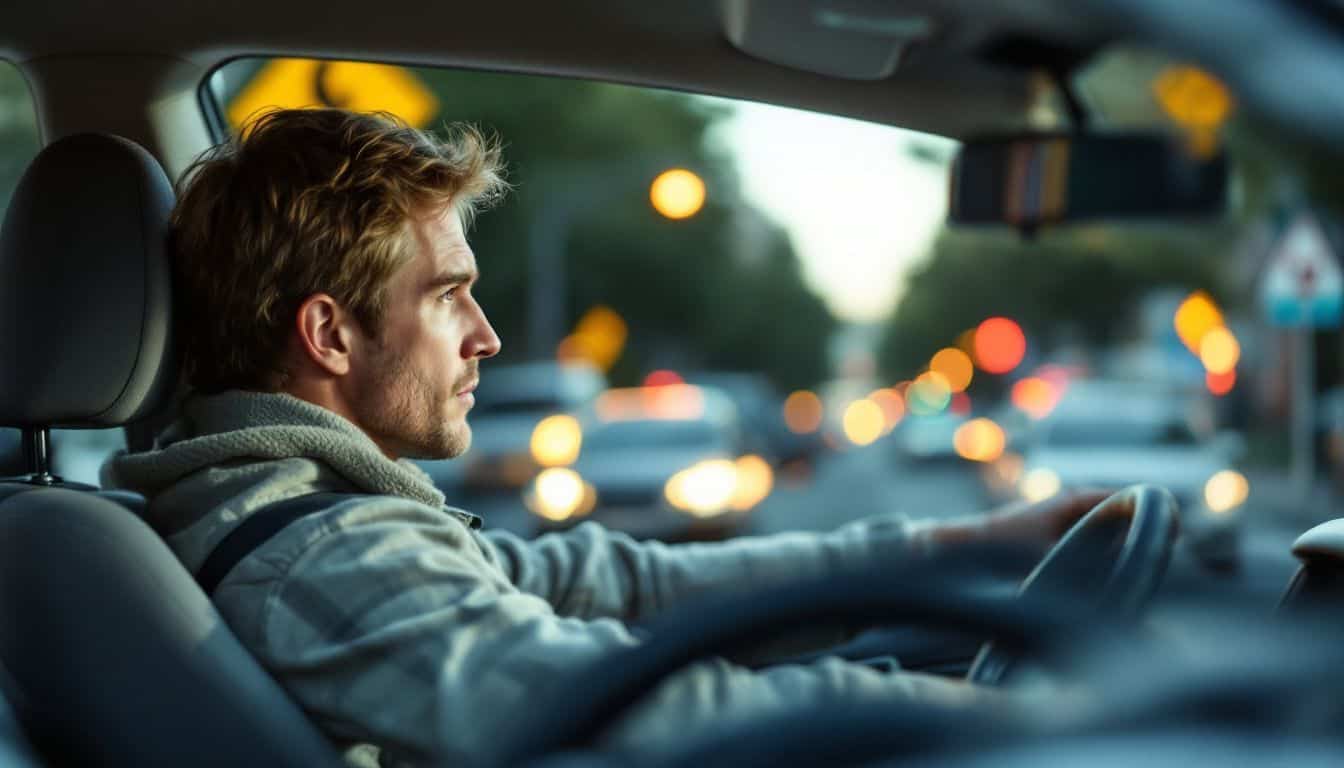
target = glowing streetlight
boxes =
[650,168,706,220]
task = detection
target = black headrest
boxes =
[0,133,176,428]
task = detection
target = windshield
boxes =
[180,47,1340,551]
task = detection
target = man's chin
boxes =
[409,423,470,461]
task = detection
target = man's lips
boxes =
[456,380,478,397]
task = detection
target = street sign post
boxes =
[1259,210,1343,505]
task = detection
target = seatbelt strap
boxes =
[195,492,483,596]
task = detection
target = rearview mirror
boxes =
[949,133,1228,229]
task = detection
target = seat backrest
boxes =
[0,134,341,767]
[0,484,340,767]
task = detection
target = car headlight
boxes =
[665,459,738,518]
[525,468,596,522]
[530,414,582,467]
[730,454,774,511]
[1204,469,1249,513]
[1019,467,1061,502]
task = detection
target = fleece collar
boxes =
[106,390,447,508]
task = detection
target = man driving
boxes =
[105,108,1102,766]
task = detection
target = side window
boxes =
[0,61,41,478]
[0,62,126,485]
[0,62,38,211]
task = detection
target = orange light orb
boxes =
[974,317,1027,375]
[1011,376,1060,420]
[783,390,824,434]
[1206,369,1236,396]
[930,347,975,392]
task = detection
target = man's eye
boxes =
[440,286,460,302]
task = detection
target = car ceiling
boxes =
[0,0,1124,139]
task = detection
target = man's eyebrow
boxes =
[425,270,478,291]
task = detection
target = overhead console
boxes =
[721,0,937,80]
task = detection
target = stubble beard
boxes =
[355,343,472,461]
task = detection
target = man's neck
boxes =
[278,379,400,461]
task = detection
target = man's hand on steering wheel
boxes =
[918,488,1114,555]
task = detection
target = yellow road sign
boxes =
[1153,66,1232,129]
[227,59,439,130]
[1152,65,1233,157]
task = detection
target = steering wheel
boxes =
[503,484,1179,767]
[967,484,1179,685]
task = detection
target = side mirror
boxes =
[949,133,1228,230]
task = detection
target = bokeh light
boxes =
[649,168,706,220]
[528,468,595,522]
[643,369,684,387]
[530,414,583,467]
[955,328,977,358]
[1021,467,1061,502]
[783,390,824,434]
[1034,364,1076,396]
[1011,377,1061,420]
[907,371,953,415]
[1174,291,1224,354]
[1199,327,1240,374]
[664,459,736,517]
[1206,369,1236,396]
[930,347,975,392]
[842,399,885,446]
[950,391,972,416]
[731,455,775,511]
[954,418,1007,463]
[1204,469,1249,513]
[556,305,628,372]
[868,388,906,434]
[973,317,1027,374]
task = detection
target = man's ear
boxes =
[294,293,355,377]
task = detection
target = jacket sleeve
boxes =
[479,514,933,622]
[213,499,973,767]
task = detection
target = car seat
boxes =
[0,133,341,767]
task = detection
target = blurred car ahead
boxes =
[687,371,824,467]
[525,384,773,541]
[893,412,968,462]
[1019,385,1246,570]
[417,360,605,494]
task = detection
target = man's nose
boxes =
[464,305,501,360]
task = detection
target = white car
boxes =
[525,385,771,541]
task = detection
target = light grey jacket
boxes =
[105,391,971,767]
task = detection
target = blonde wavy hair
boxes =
[169,107,507,394]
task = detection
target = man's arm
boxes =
[213,501,987,766]
[476,489,1105,624]
[479,514,924,622]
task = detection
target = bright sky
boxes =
[716,100,958,322]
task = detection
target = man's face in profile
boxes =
[347,206,501,460]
